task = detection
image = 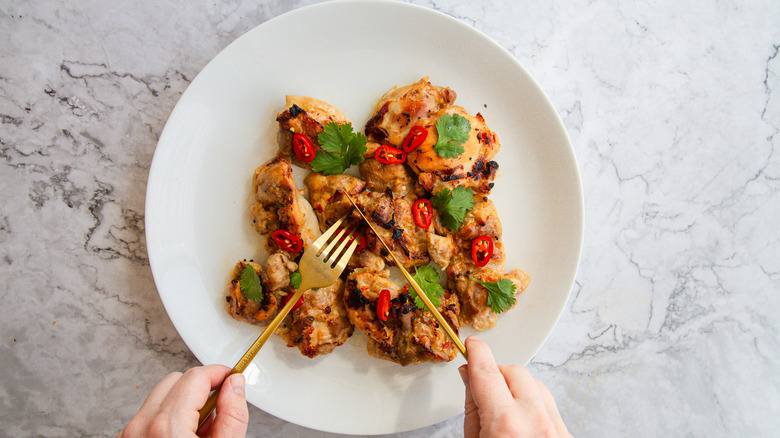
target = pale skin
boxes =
[459,336,573,438]
[120,338,570,437]
[117,364,248,438]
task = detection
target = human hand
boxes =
[459,336,572,438]
[118,364,248,438]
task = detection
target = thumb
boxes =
[211,373,249,438]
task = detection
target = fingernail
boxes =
[458,365,469,386]
[231,374,245,396]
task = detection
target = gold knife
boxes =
[342,190,467,359]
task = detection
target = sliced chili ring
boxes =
[374,144,406,164]
[471,235,494,267]
[412,199,433,229]
[271,229,304,253]
[292,133,316,163]
[337,228,367,251]
[283,292,304,311]
[377,289,391,321]
[401,126,428,153]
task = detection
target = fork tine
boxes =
[320,221,358,261]
[317,217,347,247]
[324,224,360,266]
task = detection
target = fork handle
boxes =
[197,280,313,428]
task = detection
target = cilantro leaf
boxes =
[240,264,263,302]
[430,186,475,230]
[311,122,367,175]
[434,113,470,158]
[472,278,517,313]
[289,268,301,289]
[408,265,445,310]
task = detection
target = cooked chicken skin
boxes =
[359,142,417,198]
[453,197,506,273]
[446,262,529,331]
[304,172,366,230]
[410,108,501,197]
[345,268,460,365]
[365,77,456,146]
[276,95,350,169]
[250,157,321,251]
[365,77,500,197]
[226,257,293,326]
[276,279,353,358]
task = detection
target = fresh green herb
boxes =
[471,278,517,313]
[408,265,445,310]
[240,264,263,302]
[289,268,302,289]
[430,185,475,230]
[433,113,471,158]
[311,122,367,175]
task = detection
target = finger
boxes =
[536,379,571,437]
[196,411,215,438]
[498,364,544,404]
[134,372,183,420]
[161,365,232,416]
[459,365,480,438]
[210,373,249,438]
[464,336,514,410]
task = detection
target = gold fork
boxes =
[197,216,362,427]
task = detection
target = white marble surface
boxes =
[1,0,778,436]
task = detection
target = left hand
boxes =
[117,364,248,438]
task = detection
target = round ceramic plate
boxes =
[145,0,583,434]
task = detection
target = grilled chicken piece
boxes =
[365,77,500,196]
[250,157,321,252]
[276,96,350,169]
[306,172,429,269]
[365,76,456,146]
[453,197,506,272]
[304,172,366,230]
[411,108,500,197]
[446,262,530,331]
[225,255,297,325]
[275,279,354,358]
[345,269,460,365]
[359,142,417,198]
[426,231,458,268]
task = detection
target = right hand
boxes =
[458,336,572,437]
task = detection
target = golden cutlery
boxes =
[342,191,467,359]
[197,216,362,428]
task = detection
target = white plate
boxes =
[145,0,583,434]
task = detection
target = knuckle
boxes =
[146,414,172,437]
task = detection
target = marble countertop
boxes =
[2,0,778,436]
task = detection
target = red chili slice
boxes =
[271,229,304,253]
[283,292,304,311]
[374,144,406,164]
[401,126,428,153]
[377,289,391,321]
[412,199,433,229]
[337,228,367,251]
[292,133,316,163]
[471,235,494,267]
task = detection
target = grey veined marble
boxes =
[1,1,778,437]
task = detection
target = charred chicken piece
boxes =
[345,268,460,365]
[411,108,500,197]
[275,279,354,358]
[359,142,417,198]
[276,96,350,169]
[250,157,321,252]
[365,76,456,146]
[225,254,297,325]
[446,262,529,331]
